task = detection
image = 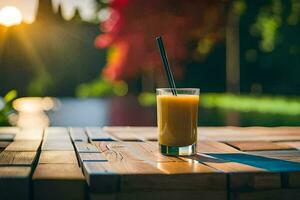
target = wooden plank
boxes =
[0,134,16,141]
[33,163,85,180]
[74,142,99,153]
[117,191,227,200]
[44,127,69,136]
[84,161,162,193]
[79,153,107,162]
[117,161,225,191]
[0,127,19,141]
[283,171,300,188]
[198,127,300,142]
[157,161,220,174]
[0,151,37,166]
[230,172,281,191]
[248,150,300,187]
[109,131,142,141]
[183,154,263,173]
[226,141,295,151]
[0,166,31,200]
[83,162,119,192]
[83,161,226,193]
[197,141,240,153]
[103,126,157,133]
[249,150,300,163]
[125,142,184,162]
[276,141,300,150]
[192,154,281,190]
[42,140,74,151]
[0,127,19,134]
[103,126,157,141]
[93,142,142,162]
[89,193,116,200]
[86,127,116,141]
[0,141,10,149]
[5,140,41,151]
[39,151,78,164]
[44,133,70,141]
[231,189,300,200]
[93,141,113,153]
[44,127,70,141]
[102,126,300,142]
[14,128,43,141]
[33,164,85,200]
[207,152,300,172]
[136,131,157,141]
[69,127,88,142]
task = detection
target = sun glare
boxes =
[0,6,22,27]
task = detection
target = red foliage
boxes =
[95,0,228,81]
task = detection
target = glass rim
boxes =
[156,88,200,92]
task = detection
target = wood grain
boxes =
[182,154,262,173]
[231,189,300,200]
[283,171,300,188]
[42,140,74,151]
[79,153,107,162]
[83,162,119,192]
[74,142,99,153]
[103,126,157,133]
[83,161,226,193]
[39,151,78,164]
[33,164,85,200]
[2,126,300,199]
[117,191,227,200]
[197,141,240,153]
[226,141,295,151]
[249,150,300,163]
[0,141,10,149]
[124,142,184,162]
[69,127,88,142]
[89,193,116,200]
[0,151,37,166]
[93,142,143,162]
[44,127,70,141]
[276,141,300,150]
[181,153,281,190]
[5,140,41,151]
[86,127,115,141]
[119,163,225,192]
[103,126,157,141]
[109,131,142,141]
[198,127,300,142]
[0,166,31,200]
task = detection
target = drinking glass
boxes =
[156,88,199,156]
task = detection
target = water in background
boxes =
[47,96,300,127]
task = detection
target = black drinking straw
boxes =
[156,36,177,96]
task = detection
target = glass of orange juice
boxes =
[156,88,199,156]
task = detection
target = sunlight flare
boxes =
[0,6,22,27]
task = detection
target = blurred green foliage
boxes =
[76,78,128,97]
[0,90,17,126]
[202,93,300,115]
[250,0,299,52]
[233,0,247,16]
[138,92,300,115]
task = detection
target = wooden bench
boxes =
[1,126,300,200]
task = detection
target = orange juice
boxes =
[157,94,199,147]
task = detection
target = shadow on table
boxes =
[203,153,300,172]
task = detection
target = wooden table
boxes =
[1,126,300,200]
